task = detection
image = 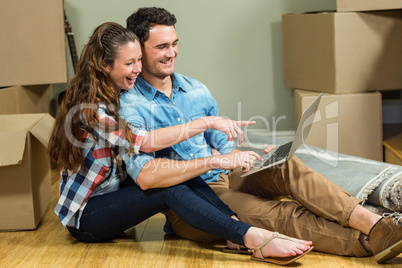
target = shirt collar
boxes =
[172,73,187,93]
[134,73,187,101]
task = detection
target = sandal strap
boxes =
[275,232,300,243]
[247,232,299,259]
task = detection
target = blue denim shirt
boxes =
[119,73,235,183]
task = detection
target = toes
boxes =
[293,248,304,255]
[297,239,313,246]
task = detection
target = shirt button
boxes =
[208,171,211,174]
[190,153,194,157]
[177,118,181,122]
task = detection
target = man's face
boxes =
[141,25,178,79]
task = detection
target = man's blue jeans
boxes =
[67,176,251,246]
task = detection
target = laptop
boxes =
[240,93,322,177]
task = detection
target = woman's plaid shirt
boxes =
[54,105,145,228]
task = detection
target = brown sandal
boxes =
[247,232,313,266]
[222,244,252,255]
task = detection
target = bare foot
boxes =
[257,233,311,258]
[244,227,312,258]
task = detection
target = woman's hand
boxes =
[207,116,256,145]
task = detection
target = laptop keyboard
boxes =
[261,141,293,167]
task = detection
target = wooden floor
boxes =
[1,170,401,267]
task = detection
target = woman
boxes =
[48,22,312,265]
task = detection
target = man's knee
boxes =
[165,209,223,242]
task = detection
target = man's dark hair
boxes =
[126,7,177,45]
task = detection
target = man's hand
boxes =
[264,144,275,154]
[209,150,263,172]
[210,147,221,156]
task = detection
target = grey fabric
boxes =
[237,133,402,214]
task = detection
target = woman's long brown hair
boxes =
[48,22,139,171]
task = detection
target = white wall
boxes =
[59,0,336,131]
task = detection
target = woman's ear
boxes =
[102,60,110,72]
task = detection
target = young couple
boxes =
[49,7,402,265]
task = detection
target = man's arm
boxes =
[136,150,262,190]
[225,145,275,156]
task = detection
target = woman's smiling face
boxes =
[105,41,142,93]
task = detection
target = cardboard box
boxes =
[0,114,54,230]
[294,89,383,161]
[337,0,402,12]
[283,11,402,94]
[0,85,54,115]
[0,0,67,87]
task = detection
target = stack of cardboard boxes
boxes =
[282,1,402,163]
[0,0,66,230]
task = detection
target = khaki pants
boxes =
[166,156,370,257]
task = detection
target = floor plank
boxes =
[0,169,401,267]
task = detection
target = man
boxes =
[120,7,402,263]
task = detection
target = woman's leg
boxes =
[162,178,252,245]
[68,179,168,242]
[185,176,235,217]
[69,178,251,245]
[164,175,238,242]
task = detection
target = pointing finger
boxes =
[235,121,256,126]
